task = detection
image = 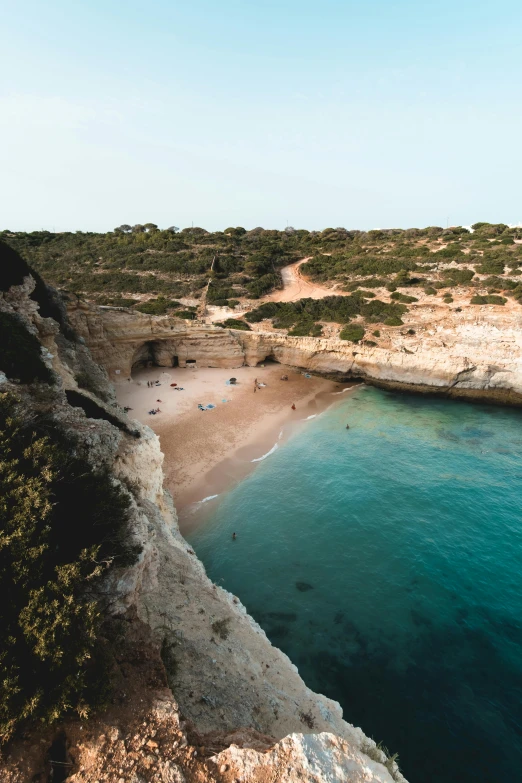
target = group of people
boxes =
[147,380,161,387]
[148,407,161,415]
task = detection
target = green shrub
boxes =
[372,330,380,337]
[384,316,404,326]
[0,393,139,742]
[390,292,418,303]
[288,319,323,337]
[175,310,197,319]
[443,268,474,284]
[424,287,437,295]
[362,339,377,347]
[470,294,507,305]
[135,298,181,315]
[474,260,505,275]
[216,318,251,331]
[340,324,364,342]
[443,295,454,303]
[0,312,54,384]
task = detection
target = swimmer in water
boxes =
[232,532,237,540]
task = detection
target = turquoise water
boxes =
[188,387,522,782]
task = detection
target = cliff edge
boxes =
[0,253,404,780]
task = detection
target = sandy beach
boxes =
[115,364,356,530]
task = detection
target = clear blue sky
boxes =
[2,0,521,232]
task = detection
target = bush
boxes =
[288,320,323,337]
[384,316,404,326]
[372,330,380,337]
[0,312,54,384]
[390,292,418,303]
[135,298,181,315]
[175,310,197,319]
[424,287,437,295]
[0,393,139,742]
[474,260,505,275]
[443,268,474,284]
[216,318,251,331]
[470,294,507,305]
[340,324,364,342]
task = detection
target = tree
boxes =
[143,223,158,233]
[114,224,132,233]
[166,226,179,233]
[131,224,146,233]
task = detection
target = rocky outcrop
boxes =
[1,274,407,781]
[212,732,400,783]
[69,300,522,405]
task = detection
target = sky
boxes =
[1,0,522,233]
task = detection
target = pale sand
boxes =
[115,365,356,532]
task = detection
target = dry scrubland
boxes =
[3,223,522,343]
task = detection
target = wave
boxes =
[199,494,219,504]
[305,414,317,420]
[332,388,352,395]
[278,430,284,440]
[251,443,279,462]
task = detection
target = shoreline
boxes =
[178,382,358,535]
[114,365,361,534]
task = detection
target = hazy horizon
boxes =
[2,0,521,233]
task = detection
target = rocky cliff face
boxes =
[1,274,404,780]
[69,300,522,405]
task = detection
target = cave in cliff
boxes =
[131,340,163,372]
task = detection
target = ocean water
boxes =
[187,387,522,783]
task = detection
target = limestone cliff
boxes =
[69,299,522,406]
[1,272,404,780]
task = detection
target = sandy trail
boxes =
[266,257,345,303]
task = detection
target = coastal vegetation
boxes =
[0,245,141,743]
[2,222,521,335]
[244,295,407,335]
[0,392,140,743]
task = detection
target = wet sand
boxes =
[115,365,359,532]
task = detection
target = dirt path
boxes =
[265,257,344,302]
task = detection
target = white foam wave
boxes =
[199,494,219,504]
[251,443,279,462]
[305,414,317,420]
[278,430,284,440]
[332,388,352,395]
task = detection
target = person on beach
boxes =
[291,403,296,410]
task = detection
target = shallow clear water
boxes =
[188,387,522,782]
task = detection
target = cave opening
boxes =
[131,340,162,372]
[259,353,280,365]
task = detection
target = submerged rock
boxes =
[296,581,314,592]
